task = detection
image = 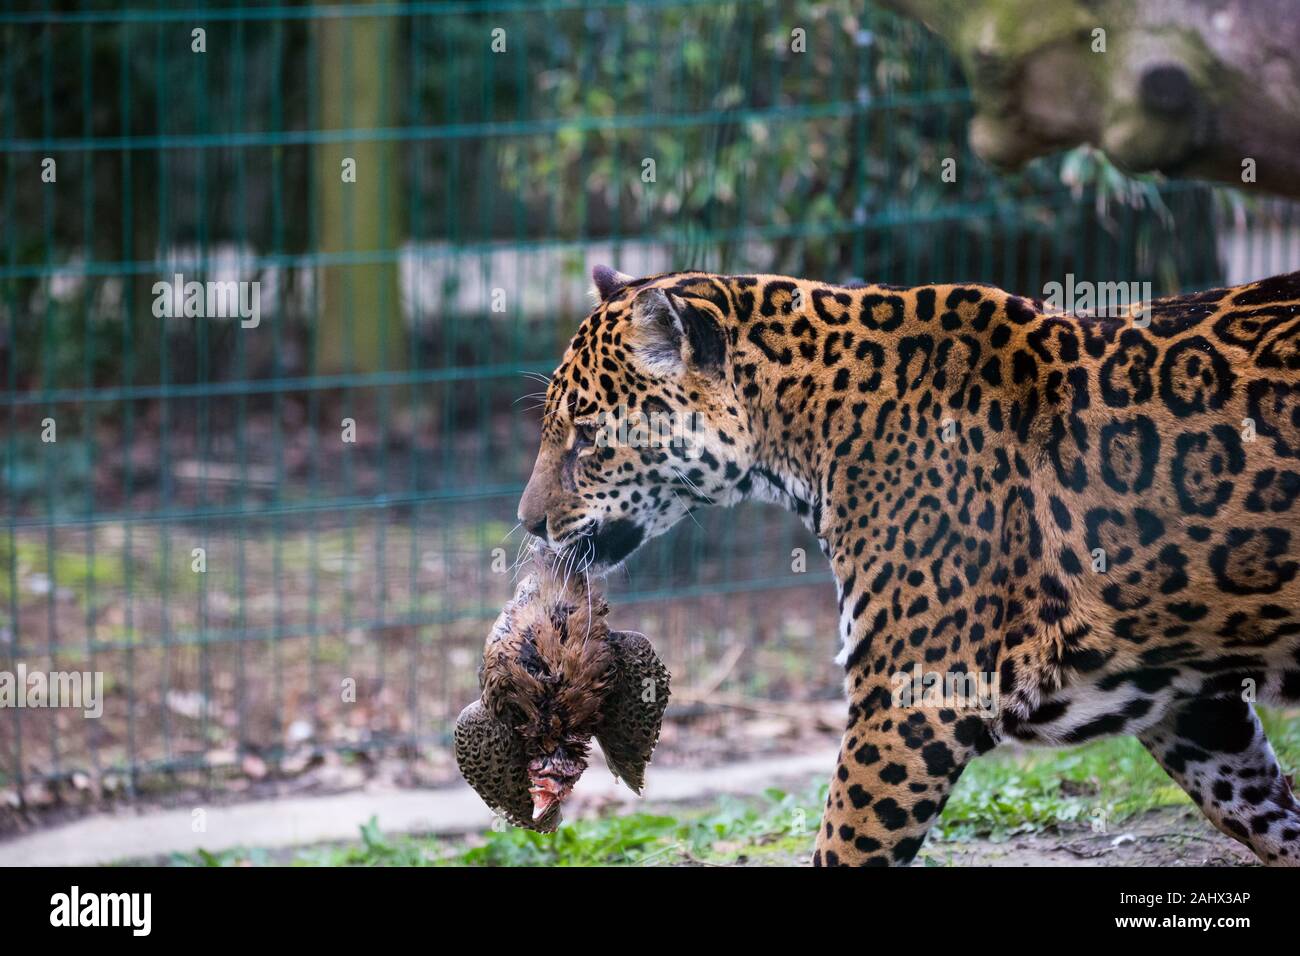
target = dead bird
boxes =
[455,555,670,831]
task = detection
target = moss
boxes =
[0,537,128,610]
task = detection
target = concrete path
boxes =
[0,748,836,866]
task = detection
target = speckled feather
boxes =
[454,698,559,831]
[598,630,670,793]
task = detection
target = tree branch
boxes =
[879,0,1300,198]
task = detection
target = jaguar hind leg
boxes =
[1138,695,1300,866]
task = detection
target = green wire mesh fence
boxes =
[2,1,1298,807]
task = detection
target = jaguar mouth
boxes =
[548,518,646,576]
[561,518,644,575]
[592,518,644,567]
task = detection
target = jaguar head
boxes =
[517,265,755,574]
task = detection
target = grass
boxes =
[939,707,1299,842]
[0,535,128,611]
[165,708,1300,867]
[171,786,825,867]
[935,737,1180,840]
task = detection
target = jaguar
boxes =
[517,263,1300,866]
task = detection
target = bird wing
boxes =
[596,630,670,794]
[454,698,560,832]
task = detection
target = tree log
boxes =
[879,0,1300,198]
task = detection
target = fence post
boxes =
[314,5,404,374]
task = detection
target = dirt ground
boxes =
[108,799,1257,868]
[916,808,1257,867]
[654,801,1258,867]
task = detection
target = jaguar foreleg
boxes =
[814,698,998,866]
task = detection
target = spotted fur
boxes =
[519,266,1300,866]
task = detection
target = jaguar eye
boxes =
[573,421,597,450]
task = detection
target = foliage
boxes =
[170,785,828,868]
[3,2,1231,393]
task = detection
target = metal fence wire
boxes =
[2,1,1299,805]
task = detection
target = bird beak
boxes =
[527,757,582,822]
[528,776,563,821]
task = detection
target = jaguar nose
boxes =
[525,517,548,538]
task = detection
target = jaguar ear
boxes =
[628,287,726,376]
[592,264,633,302]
